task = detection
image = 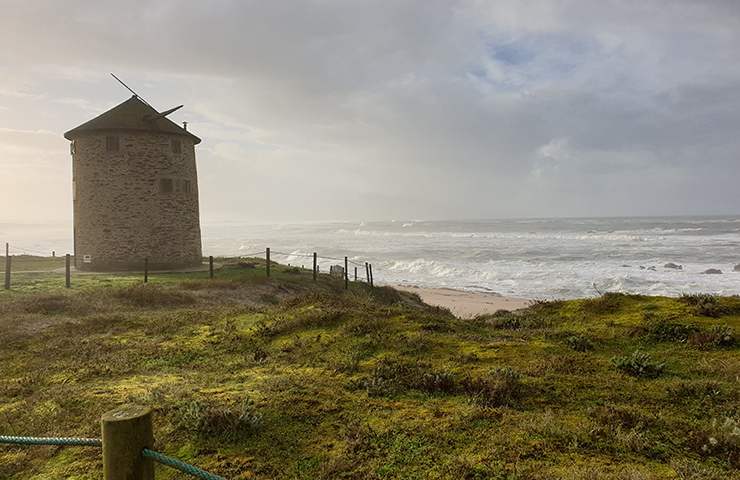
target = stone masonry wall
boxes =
[72,131,202,271]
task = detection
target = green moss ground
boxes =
[0,258,737,479]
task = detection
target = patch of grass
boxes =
[581,292,629,314]
[0,261,738,478]
[666,381,724,404]
[460,367,524,407]
[114,283,197,307]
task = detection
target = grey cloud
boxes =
[0,0,739,224]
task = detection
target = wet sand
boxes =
[395,285,531,318]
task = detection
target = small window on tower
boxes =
[182,180,191,193]
[160,178,173,193]
[171,138,182,154]
[106,135,119,152]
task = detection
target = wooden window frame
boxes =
[106,135,119,152]
[159,178,173,193]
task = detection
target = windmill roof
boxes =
[63,95,201,144]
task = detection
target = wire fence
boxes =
[1,243,377,289]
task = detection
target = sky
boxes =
[1,0,739,225]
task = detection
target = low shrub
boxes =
[590,404,654,430]
[680,293,718,306]
[644,318,699,343]
[363,357,457,397]
[680,294,727,318]
[114,284,196,307]
[458,352,479,363]
[688,325,735,349]
[180,279,241,290]
[565,334,594,352]
[581,292,626,314]
[418,371,457,394]
[486,314,520,330]
[252,345,269,363]
[460,367,524,407]
[666,381,723,404]
[331,349,362,374]
[478,310,549,330]
[693,417,740,468]
[21,294,78,315]
[175,397,263,440]
[611,350,665,378]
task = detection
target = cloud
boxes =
[0,0,739,224]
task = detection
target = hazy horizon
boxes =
[2,1,740,224]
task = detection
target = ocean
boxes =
[3,216,740,299]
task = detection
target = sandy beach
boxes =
[395,285,531,318]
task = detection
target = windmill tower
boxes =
[63,86,203,271]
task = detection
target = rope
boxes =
[270,251,314,258]
[0,435,102,447]
[0,437,224,479]
[143,448,227,480]
[237,251,265,257]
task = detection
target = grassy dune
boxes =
[0,260,738,479]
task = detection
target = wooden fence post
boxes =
[209,256,214,279]
[313,252,317,281]
[344,257,348,289]
[65,254,71,289]
[354,266,357,282]
[4,243,10,290]
[365,262,370,284]
[266,248,271,277]
[144,258,148,283]
[101,404,154,480]
[369,264,374,287]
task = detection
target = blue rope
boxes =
[143,448,227,480]
[0,435,101,447]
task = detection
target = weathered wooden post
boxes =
[344,256,349,289]
[144,258,148,283]
[4,243,10,290]
[266,248,271,277]
[354,266,358,282]
[65,254,71,288]
[365,262,370,284]
[209,256,214,279]
[101,404,154,480]
[369,264,374,287]
[313,252,317,281]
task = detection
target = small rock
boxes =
[639,266,646,270]
[647,266,657,271]
[664,262,683,270]
[622,264,631,268]
[734,264,740,272]
[703,268,723,275]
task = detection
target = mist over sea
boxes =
[3,216,740,299]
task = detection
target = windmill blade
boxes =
[143,105,184,122]
[110,73,152,107]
